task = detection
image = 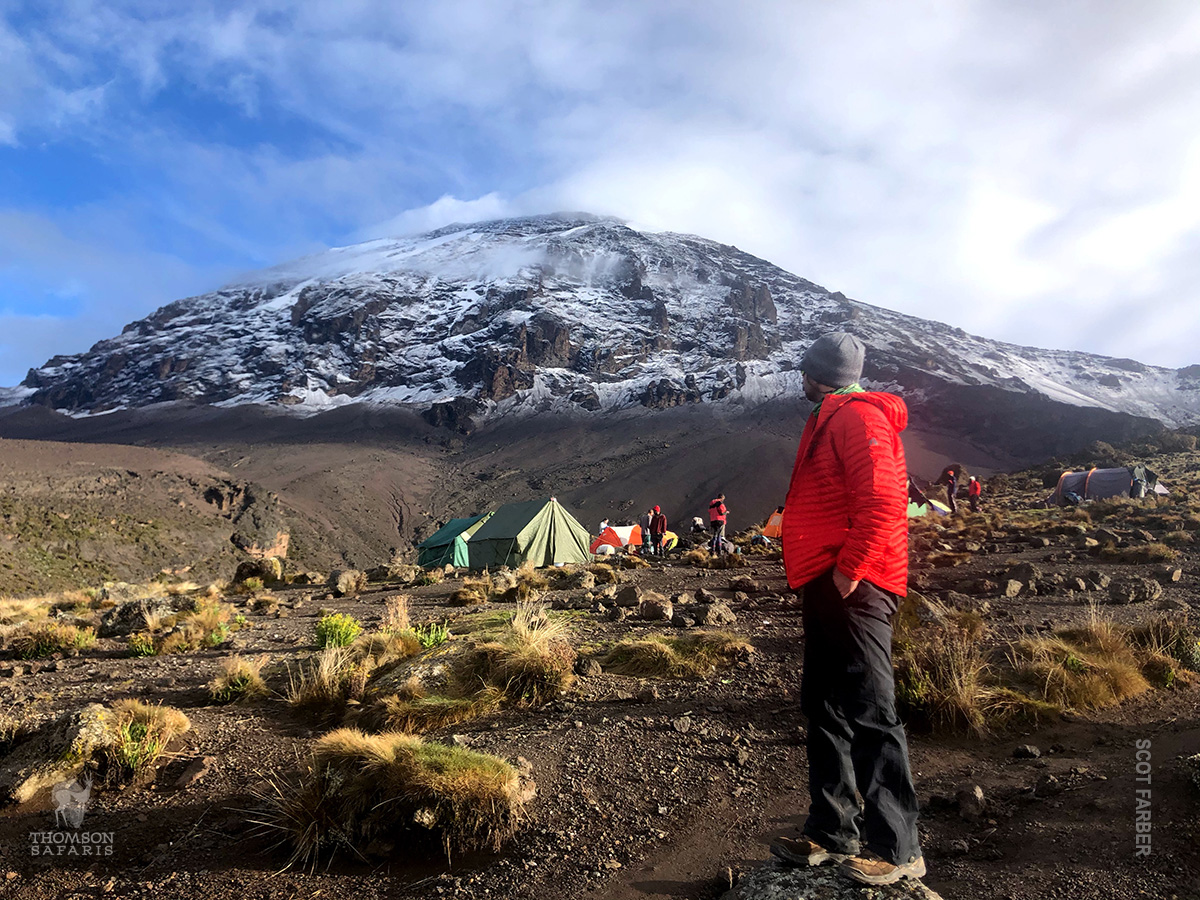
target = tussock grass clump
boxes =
[449,583,489,606]
[895,627,998,734]
[0,710,28,755]
[103,700,190,782]
[413,568,445,587]
[600,631,751,678]
[315,613,363,649]
[209,655,270,703]
[1163,530,1195,547]
[352,629,422,664]
[155,598,239,654]
[0,596,54,627]
[358,689,503,733]
[13,621,96,659]
[1009,620,1150,711]
[1099,543,1178,564]
[286,647,371,720]
[927,551,972,568]
[456,603,575,704]
[262,728,525,867]
[620,554,650,570]
[586,563,620,584]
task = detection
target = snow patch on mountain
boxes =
[9,213,1200,430]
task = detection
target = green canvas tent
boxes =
[417,513,493,568]
[466,498,592,570]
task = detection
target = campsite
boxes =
[1,430,1199,900]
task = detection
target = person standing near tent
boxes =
[650,506,668,555]
[638,508,653,555]
[967,477,981,513]
[945,469,958,515]
[708,493,728,555]
[772,331,924,886]
[598,517,609,535]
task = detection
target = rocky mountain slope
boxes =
[9,214,1200,437]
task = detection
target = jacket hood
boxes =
[822,391,908,433]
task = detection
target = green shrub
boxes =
[127,632,156,657]
[315,613,363,649]
[414,621,450,649]
[14,622,96,659]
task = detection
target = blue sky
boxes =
[3,1,1200,386]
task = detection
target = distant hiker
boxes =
[708,493,728,555]
[638,508,653,555]
[945,469,958,515]
[598,518,610,535]
[967,476,981,513]
[690,515,707,535]
[773,332,925,886]
[650,506,668,556]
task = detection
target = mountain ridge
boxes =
[9,213,1200,432]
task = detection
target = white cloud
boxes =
[3,0,1200,386]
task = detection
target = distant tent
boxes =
[661,530,679,552]
[907,476,950,518]
[467,498,593,569]
[417,513,493,568]
[1050,466,1168,506]
[762,509,784,539]
[590,524,643,555]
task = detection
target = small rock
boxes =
[1013,744,1041,759]
[614,585,642,608]
[575,658,602,677]
[955,784,986,821]
[1003,580,1024,599]
[175,756,216,789]
[672,717,692,734]
[637,684,659,703]
[1107,576,1163,604]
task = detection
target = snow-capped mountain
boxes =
[13,213,1200,430]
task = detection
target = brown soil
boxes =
[2,534,1199,900]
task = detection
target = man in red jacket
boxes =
[770,332,925,886]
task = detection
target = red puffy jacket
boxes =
[781,392,909,595]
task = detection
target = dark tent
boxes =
[1050,466,1168,506]
[466,498,592,570]
[417,513,492,568]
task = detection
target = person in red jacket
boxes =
[770,332,925,887]
[708,493,728,555]
[967,475,982,513]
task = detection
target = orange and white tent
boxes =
[762,509,784,539]
[590,524,643,554]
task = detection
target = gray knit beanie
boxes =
[801,332,865,388]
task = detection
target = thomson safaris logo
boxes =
[28,776,115,857]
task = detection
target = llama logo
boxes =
[52,776,92,829]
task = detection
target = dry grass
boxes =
[357,688,503,733]
[455,603,576,704]
[12,621,96,659]
[157,599,237,654]
[0,596,54,627]
[600,631,751,677]
[260,728,525,867]
[351,629,422,665]
[586,563,620,584]
[103,700,190,782]
[1008,617,1151,711]
[286,647,370,720]
[1099,543,1178,564]
[380,595,411,632]
[449,583,489,606]
[209,655,270,703]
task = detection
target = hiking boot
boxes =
[769,836,849,867]
[839,850,926,885]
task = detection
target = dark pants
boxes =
[710,521,725,554]
[800,569,921,865]
[946,487,957,515]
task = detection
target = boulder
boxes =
[955,784,987,821]
[1152,566,1183,585]
[1085,570,1111,589]
[695,588,719,603]
[328,569,367,597]
[1003,580,1024,599]
[721,861,944,900]
[693,601,737,627]
[0,704,112,805]
[233,557,284,585]
[639,594,673,621]
[1005,562,1042,583]
[99,599,176,638]
[614,585,642,608]
[1107,576,1163,604]
[728,576,762,594]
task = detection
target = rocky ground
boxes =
[3,467,1200,900]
